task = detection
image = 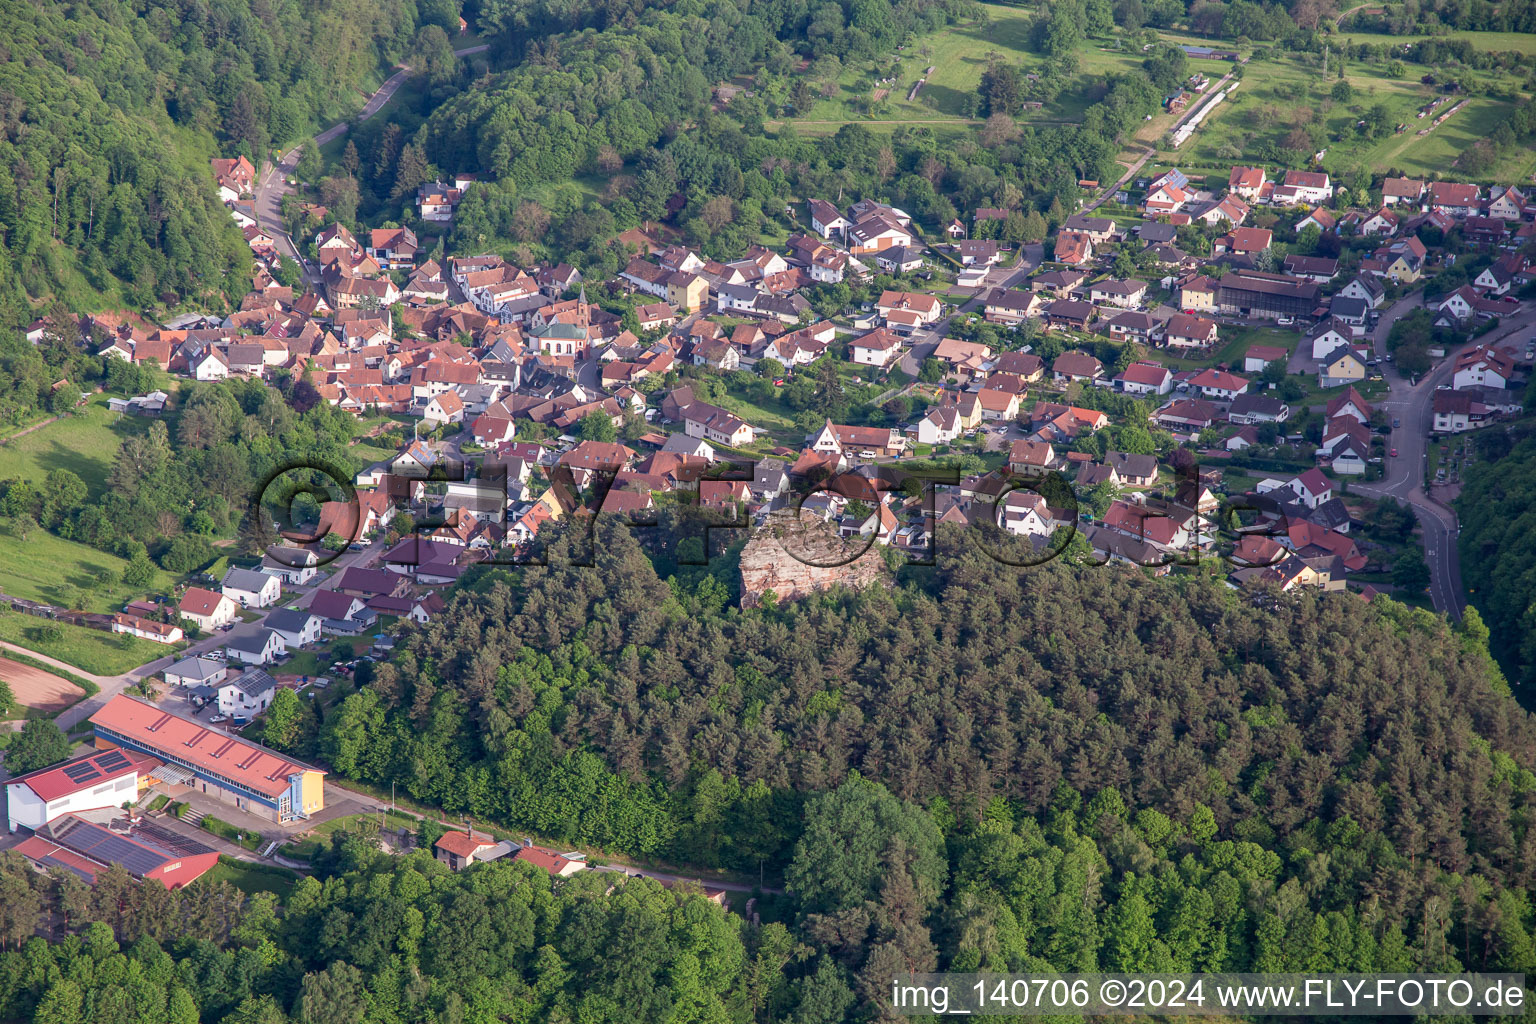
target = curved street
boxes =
[255,42,491,276]
[1354,294,1536,620]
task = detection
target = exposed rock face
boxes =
[739,509,890,608]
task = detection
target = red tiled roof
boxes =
[89,696,322,799]
[513,844,570,874]
[435,830,496,858]
[180,587,228,616]
[7,748,159,802]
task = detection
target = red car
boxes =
[1390,448,1398,457]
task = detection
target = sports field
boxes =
[0,655,85,713]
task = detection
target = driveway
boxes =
[897,243,1043,376]
[1350,293,1536,619]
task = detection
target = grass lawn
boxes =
[278,634,365,678]
[1166,48,1532,181]
[714,391,802,437]
[347,441,399,470]
[0,613,179,675]
[200,856,301,900]
[1332,29,1536,56]
[201,815,265,851]
[0,528,175,612]
[0,393,153,498]
[283,809,421,862]
[1159,326,1296,371]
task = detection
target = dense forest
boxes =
[0,365,371,582]
[337,0,1155,272]
[0,845,786,1024]
[215,515,1536,1017]
[0,0,429,314]
[1458,414,1536,692]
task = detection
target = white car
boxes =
[208,715,228,724]
[858,450,879,459]
[1276,316,1294,325]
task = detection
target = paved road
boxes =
[897,243,1043,376]
[13,640,195,733]
[1083,65,1240,214]
[255,42,489,275]
[1353,297,1536,619]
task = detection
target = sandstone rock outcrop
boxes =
[739,508,890,608]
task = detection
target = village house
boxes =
[1116,361,1173,395]
[1144,169,1191,214]
[917,404,964,445]
[1044,299,1094,332]
[1318,345,1367,388]
[1215,226,1272,257]
[1452,345,1514,390]
[1088,279,1149,308]
[1189,368,1250,401]
[1278,170,1332,205]
[1427,181,1481,219]
[1381,177,1425,207]
[1227,165,1267,200]
[1433,389,1475,433]
[984,289,1044,324]
[1169,270,1213,309]
[220,567,281,609]
[1163,312,1219,351]
[224,629,286,666]
[1008,439,1061,476]
[810,419,906,457]
[216,668,276,719]
[1052,350,1103,385]
[850,328,903,368]
[876,290,942,328]
[111,614,184,645]
[1053,231,1094,266]
[1227,393,1290,425]
[1106,310,1159,343]
[1243,344,1289,373]
[1283,255,1338,283]
[179,587,237,631]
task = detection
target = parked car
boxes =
[209,715,228,724]
[858,450,879,459]
[1390,448,1399,458]
[1393,418,1401,428]
[1277,316,1294,325]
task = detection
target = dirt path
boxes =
[0,415,62,444]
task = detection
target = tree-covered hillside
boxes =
[0,0,425,315]
[1458,417,1536,691]
[224,518,1536,1014]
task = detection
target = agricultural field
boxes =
[1168,48,1536,182]
[0,392,153,498]
[1333,29,1536,57]
[0,528,174,612]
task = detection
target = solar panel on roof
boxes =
[129,821,216,858]
[36,853,95,882]
[58,821,167,877]
[97,750,130,770]
[61,763,102,782]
